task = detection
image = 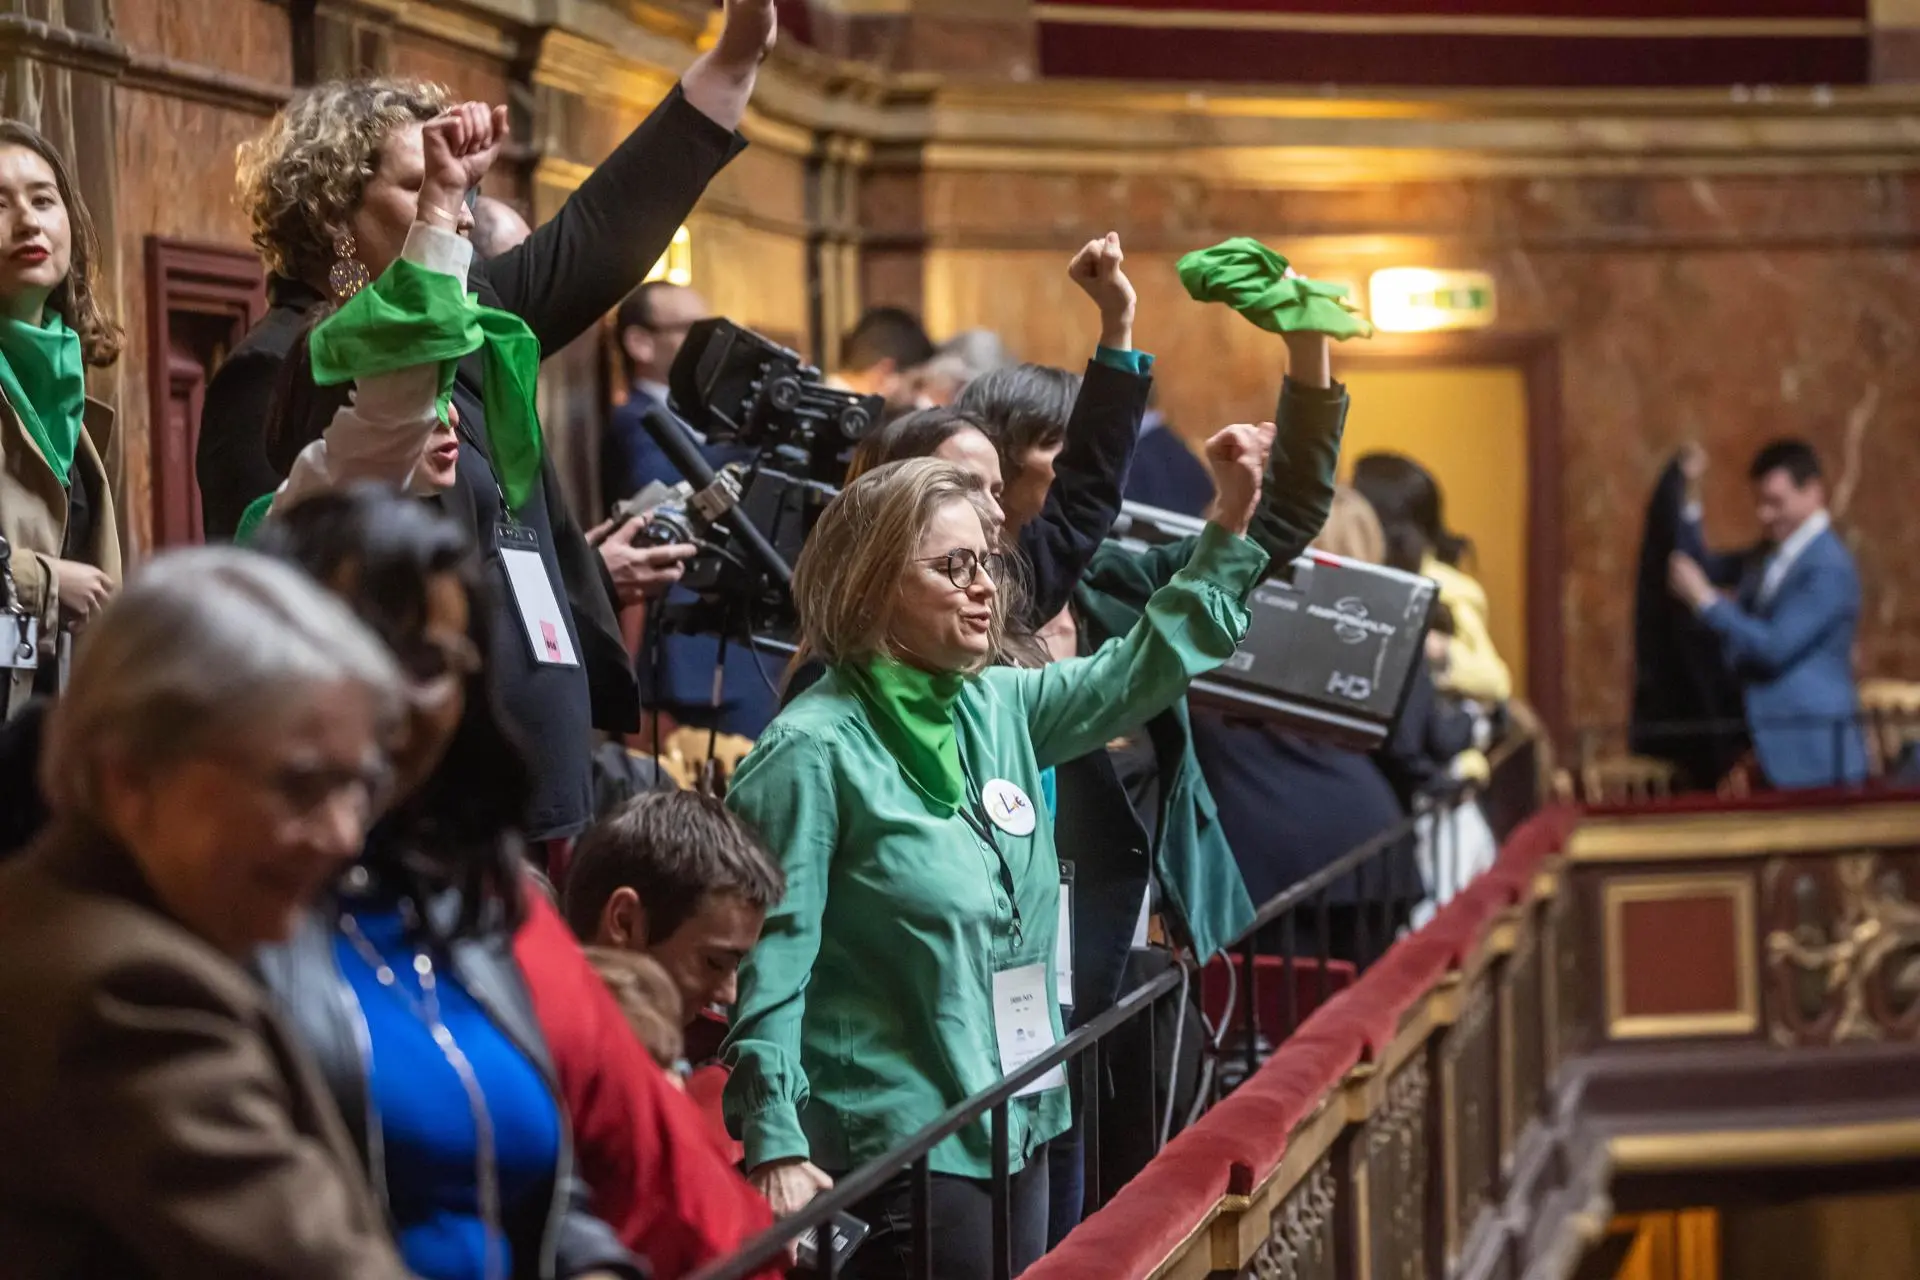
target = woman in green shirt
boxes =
[722,432,1272,1278]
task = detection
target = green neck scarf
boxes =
[1176,237,1374,341]
[308,255,543,512]
[0,310,86,483]
[838,656,968,815]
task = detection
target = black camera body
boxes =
[1110,503,1436,751]
[669,318,881,481]
[613,319,882,641]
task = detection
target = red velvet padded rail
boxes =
[1023,803,1580,1280]
[1582,780,1920,818]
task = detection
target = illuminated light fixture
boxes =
[645,225,693,287]
[1368,267,1496,334]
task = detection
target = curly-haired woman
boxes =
[199,0,775,851]
[0,120,123,723]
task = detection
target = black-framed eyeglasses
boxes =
[918,548,1004,591]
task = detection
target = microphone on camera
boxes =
[640,406,793,588]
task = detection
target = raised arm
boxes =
[477,1,765,353]
[1671,444,1746,587]
[1699,559,1859,679]
[273,109,495,514]
[1007,427,1271,767]
[1247,328,1347,566]
[271,225,468,513]
[1017,233,1153,622]
[722,728,838,1216]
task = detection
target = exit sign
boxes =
[1368,268,1497,333]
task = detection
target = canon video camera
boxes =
[1109,502,1437,751]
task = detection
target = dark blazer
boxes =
[1018,356,1153,627]
[1684,516,1866,788]
[255,872,639,1280]
[0,820,409,1280]
[1123,416,1214,518]
[198,84,747,741]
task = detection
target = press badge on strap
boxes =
[496,523,579,668]
[993,963,1066,1098]
[1056,862,1075,1011]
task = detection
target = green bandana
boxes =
[838,657,968,815]
[308,255,544,512]
[1177,237,1374,341]
[0,311,86,483]
[233,492,275,545]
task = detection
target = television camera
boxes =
[611,318,884,645]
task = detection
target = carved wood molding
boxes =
[0,13,288,116]
[143,239,267,550]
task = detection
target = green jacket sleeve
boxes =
[1080,375,1348,617]
[721,728,838,1169]
[1249,376,1347,567]
[1008,522,1268,769]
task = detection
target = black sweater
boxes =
[198,86,747,839]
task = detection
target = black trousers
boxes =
[840,1145,1051,1280]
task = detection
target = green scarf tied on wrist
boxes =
[1176,237,1374,341]
[0,311,87,484]
[309,255,544,512]
[837,656,969,815]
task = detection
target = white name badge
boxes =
[981,778,1037,837]
[497,525,580,668]
[992,963,1066,1098]
[1055,878,1074,1009]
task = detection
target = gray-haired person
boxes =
[0,546,416,1280]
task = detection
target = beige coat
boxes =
[0,392,120,718]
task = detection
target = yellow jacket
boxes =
[1423,556,1511,704]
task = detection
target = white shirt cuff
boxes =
[402,221,474,278]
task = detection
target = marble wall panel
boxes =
[110,0,292,85]
[109,89,275,553]
[921,168,1920,732]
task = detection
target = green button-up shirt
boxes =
[722,523,1268,1177]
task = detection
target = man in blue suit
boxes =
[1668,439,1865,788]
[604,281,780,740]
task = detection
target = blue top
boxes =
[335,907,562,1280]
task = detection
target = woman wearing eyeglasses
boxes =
[247,488,640,1280]
[721,435,1270,1280]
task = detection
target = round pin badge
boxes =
[981,778,1038,837]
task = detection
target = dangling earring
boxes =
[328,231,370,302]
